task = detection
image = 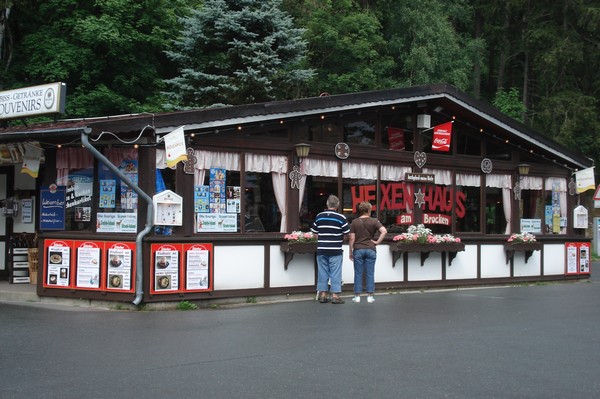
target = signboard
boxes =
[184,243,213,292]
[40,186,66,230]
[43,240,73,288]
[151,244,180,294]
[75,241,102,289]
[0,82,66,120]
[105,242,135,292]
[565,242,591,275]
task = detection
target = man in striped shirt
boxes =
[311,195,350,304]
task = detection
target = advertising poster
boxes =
[99,179,116,208]
[209,167,226,213]
[226,186,241,213]
[196,213,237,232]
[106,242,135,292]
[194,185,210,213]
[44,240,72,288]
[151,244,180,294]
[184,243,213,292]
[565,242,591,275]
[40,185,66,230]
[96,212,137,233]
[75,241,102,289]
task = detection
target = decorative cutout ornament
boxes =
[481,158,493,174]
[414,188,426,207]
[335,142,350,159]
[514,181,522,200]
[289,165,303,189]
[568,177,576,196]
[414,151,427,169]
[182,147,197,174]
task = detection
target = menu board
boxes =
[184,244,212,291]
[152,244,180,293]
[44,240,72,287]
[40,186,66,230]
[75,241,101,289]
[106,242,135,291]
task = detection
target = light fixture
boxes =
[294,143,311,160]
[517,163,530,177]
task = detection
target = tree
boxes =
[296,0,396,95]
[3,0,186,117]
[163,0,314,108]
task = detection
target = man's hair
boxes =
[326,195,340,209]
[357,201,372,215]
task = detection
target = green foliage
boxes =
[493,88,526,122]
[163,0,314,108]
[176,300,198,311]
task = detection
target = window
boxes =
[244,172,280,232]
[485,174,511,235]
[455,174,481,233]
[344,119,376,146]
[382,113,413,151]
[299,175,338,230]
[519,176,544,234]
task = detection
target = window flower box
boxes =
[280,239,317,270]
[391,242,466,267]
[503,242,542,264]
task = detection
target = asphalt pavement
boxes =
[2,277,600,399]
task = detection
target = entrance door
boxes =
[0,168,14,280]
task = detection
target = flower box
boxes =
[390,242,465,267]
[503,242,542,264]
[280,242,317,269]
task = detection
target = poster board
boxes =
[150,243,214,294]
[565,242,591,275]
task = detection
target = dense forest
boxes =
[1,0,599,165]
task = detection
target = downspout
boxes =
[81,128,154,306]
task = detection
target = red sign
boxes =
[432,122,453,152]
[387,127,405,150]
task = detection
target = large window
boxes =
[381,113,413,151]
[485,174,511,235]
[519,176,544,234]
[455,173,481,233]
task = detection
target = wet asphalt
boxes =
[1,279,600,399]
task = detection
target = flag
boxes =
[20,142,44,178]
[432,122,453,152]
[163,126,187,168]
[575,167,595,193]
[387,127,405,150]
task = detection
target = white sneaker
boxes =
[367,295,375,303]
[352,295,361,303]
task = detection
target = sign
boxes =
[75,241,101,289]
[40,186,66,230]
[565,242,591,275]
[184,243,213,292]
[0,82,66,120]
[575,167,595,193]
[151,244,180,294]
[43,240,72,288]
[96,212,137,233]
[594,185,600,207]
[520,219,542,233]
[163,126,187,168]
[106,242,135,292]
[432,122,453,152]
[196,213,237,232]
[405,173,435,183]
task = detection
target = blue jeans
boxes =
[353,248,376,294]
[316,254,343,293]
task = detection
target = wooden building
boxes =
[0,84,594,304]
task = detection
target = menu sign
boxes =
[152,244,180,293]
[106,242,134,291]
[75,241,101,289]
[45,240,71,287]
[40,186,66,230]
[185,244,212,291]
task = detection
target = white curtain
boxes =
[302,158,338,177]
[546,177,568,234]
[423,168,452,185]
[56,148,94,185]
[381,165,412,181]
[486,174,512,235]
[456,173,481,187]
[342,162,378,179]
[272,172,287,232]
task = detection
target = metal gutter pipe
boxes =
[81,128,154,306]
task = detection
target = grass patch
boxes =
[176,300,198,311]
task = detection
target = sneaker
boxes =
[352,295,361,303]
[367,295,375,303]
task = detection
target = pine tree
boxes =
[163,0,314,108]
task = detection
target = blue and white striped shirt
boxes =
[311,210,350,255]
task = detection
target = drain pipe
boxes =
[81,128,154,306]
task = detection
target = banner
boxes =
[163,126,187,168]
[387,127,405,150]
[432,122,453,152]
[575,167,595,193]
[21,142,44,178]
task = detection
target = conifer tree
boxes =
[163,0,314,108]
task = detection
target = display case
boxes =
[153,190,183,226]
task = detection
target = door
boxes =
[0,168,14,280]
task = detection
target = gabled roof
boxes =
[0,84,593,169]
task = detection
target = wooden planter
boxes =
[390,242,465,267]
[280,242,317,269]
[503,242,542,264]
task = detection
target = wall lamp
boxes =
[517,163,530,180]
[294,143,311,164]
